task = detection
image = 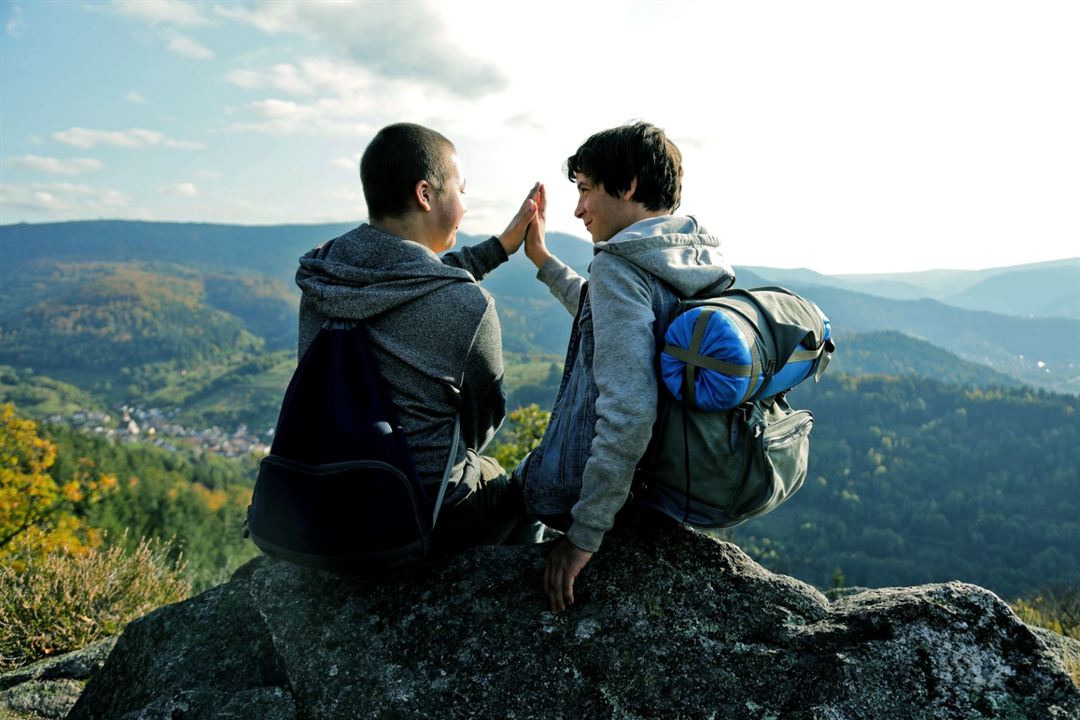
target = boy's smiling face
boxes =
[573,173,638,244]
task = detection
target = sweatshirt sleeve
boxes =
[536,255,586,316]
[565,254,658,553]
[460,296,507,453]
[441,236,509,282]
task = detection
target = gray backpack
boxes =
[638,286,834,528]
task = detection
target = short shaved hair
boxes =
[360,123,456,221]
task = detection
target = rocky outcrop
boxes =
[67,524,1079,719]
[0,637,115,720]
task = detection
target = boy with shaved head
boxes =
[296,122,540,552]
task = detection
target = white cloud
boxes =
[215,1,505,98]
[126,91,147,104]
[228,96,376,137]
[157,182,199,197]
[330,153,362,172]
[213,3,288,33]
[0,182,131,215]
[192,169,222,179]
[51,127,205,150]
[505,112,544,131]
[8,155,104,176]
[5,4,24,37]
[226,63,315,95]
[223,57,453,137]
[166,33,214,59]
[109,0,209,28]
[106,1,214,63]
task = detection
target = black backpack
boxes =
[245,320,458,571]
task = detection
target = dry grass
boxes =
[0,537,189,670]
[1012,589,1080,689]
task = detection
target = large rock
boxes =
[67,524,1079,719]
[0,637,116,719]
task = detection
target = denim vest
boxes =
[518,268,681,516]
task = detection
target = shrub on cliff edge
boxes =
[1013,588,1080,687]
[0,537,189,670]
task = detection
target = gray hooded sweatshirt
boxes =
[296,224,509,503]
[534,215,734,552]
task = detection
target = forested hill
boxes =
[826,330,1024,388]
[734,373,1080,599]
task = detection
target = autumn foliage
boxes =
[0,403,195,669]
[0,403,119,564]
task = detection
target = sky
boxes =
[1,0,1077,274]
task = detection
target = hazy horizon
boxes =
[2,216,1077,279]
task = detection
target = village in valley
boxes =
[48,405,273,460]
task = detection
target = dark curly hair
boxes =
[565,121,682,212]
[360,123,455,221]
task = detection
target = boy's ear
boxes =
[622,177,638,202]
[414,179,433,212]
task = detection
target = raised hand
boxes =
[498,182,541,257]
[524,182,553,269]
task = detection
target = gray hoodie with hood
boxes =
[531,215,734,552]
[296,224,509,504]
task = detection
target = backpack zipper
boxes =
[763,411,813,449]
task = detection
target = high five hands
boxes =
[498,183,554,272]
[524,183,553,270]
[497,183,541,257]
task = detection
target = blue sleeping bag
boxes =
[661,287,833,411]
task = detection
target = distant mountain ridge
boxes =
[0,220,355,288]
[744,257,1080,320]
[0,218,595,284]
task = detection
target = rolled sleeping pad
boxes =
[660,290,832,411]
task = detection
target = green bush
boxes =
[0,537,190,670]
[489,404,550,472]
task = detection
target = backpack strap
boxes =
[430,412,461,529]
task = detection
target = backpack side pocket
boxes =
[733,400,812,521]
